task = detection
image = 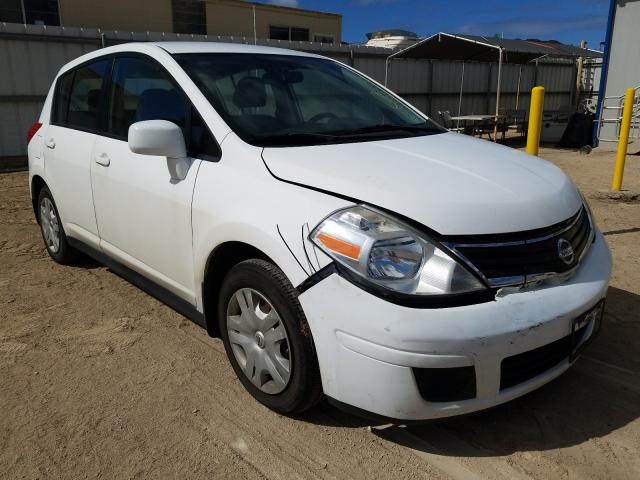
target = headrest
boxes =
[135,89,187,124]
[233,76,266,109]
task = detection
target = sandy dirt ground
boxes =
[1,148,639,480]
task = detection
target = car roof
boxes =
[55,41,325,78]
[151,41,316,57]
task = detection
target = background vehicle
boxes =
[28,42,611,421]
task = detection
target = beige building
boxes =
[0,0,341,44]
[205,0,341,44]
[58,0,174,33]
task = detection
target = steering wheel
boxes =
[307,112,338,124]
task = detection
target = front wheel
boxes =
[218,259,323,414]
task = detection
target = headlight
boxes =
[310,206,486,295]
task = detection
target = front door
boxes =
[90,56,204,303]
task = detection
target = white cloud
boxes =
[455,14,607,39]
[268,0,300,7]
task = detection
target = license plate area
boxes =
[570,299,605,362]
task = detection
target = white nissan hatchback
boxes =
[28,42,611,421]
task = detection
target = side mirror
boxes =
[128,120,187,159]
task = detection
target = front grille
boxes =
[500,324,588,390]
[446,207,593,287]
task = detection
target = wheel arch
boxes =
[31,175,48,222]
[202,241,274,337]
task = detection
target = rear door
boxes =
[90,55,220,303]
[44,59,111,248]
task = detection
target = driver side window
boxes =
[107,56,220,160]
[108,57,186,138]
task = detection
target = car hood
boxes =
[261,132,582,236]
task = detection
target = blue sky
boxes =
[262,0,610,49]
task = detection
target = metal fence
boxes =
[596,85,640,146]
[1,22,580,158]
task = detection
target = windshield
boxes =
[174,53,445,147]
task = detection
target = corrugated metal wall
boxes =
[0,22,578,158]
[0,28,100,157]
[581,58,602,100]
[379,59,576,120]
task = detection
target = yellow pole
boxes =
[526,86,545,156]
[611,88,636,191]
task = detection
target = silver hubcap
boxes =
[226,288,291,394]
[40,197,60,253]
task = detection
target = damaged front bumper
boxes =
[298,232,612,421]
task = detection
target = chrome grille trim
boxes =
[444,207,594,288]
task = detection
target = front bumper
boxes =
[299,232,612,420]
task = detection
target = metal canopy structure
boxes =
[385,32,603,137]
[389,33,602,64]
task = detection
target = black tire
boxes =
[218,259,323,414]
[37,186,78,265]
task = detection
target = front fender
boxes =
[191,135,350,312]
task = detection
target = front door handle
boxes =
[95,153,111,167]
[45,138,56,149]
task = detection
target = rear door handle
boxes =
[45,139,56,149]
[95,153,110,167]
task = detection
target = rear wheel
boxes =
[218,259,323,414]
[37,186,77,264]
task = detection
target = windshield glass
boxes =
[174,53,445,147]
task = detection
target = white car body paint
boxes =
[262,133,582,235]
[190,132,345,311]
[28,41,612,420]
[90,134,201,302]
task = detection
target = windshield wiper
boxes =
[250,123,443,146]
[328,123,443,137]
[250,131,338,146]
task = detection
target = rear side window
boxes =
[52,72,73,125]
[53,60,110,131]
